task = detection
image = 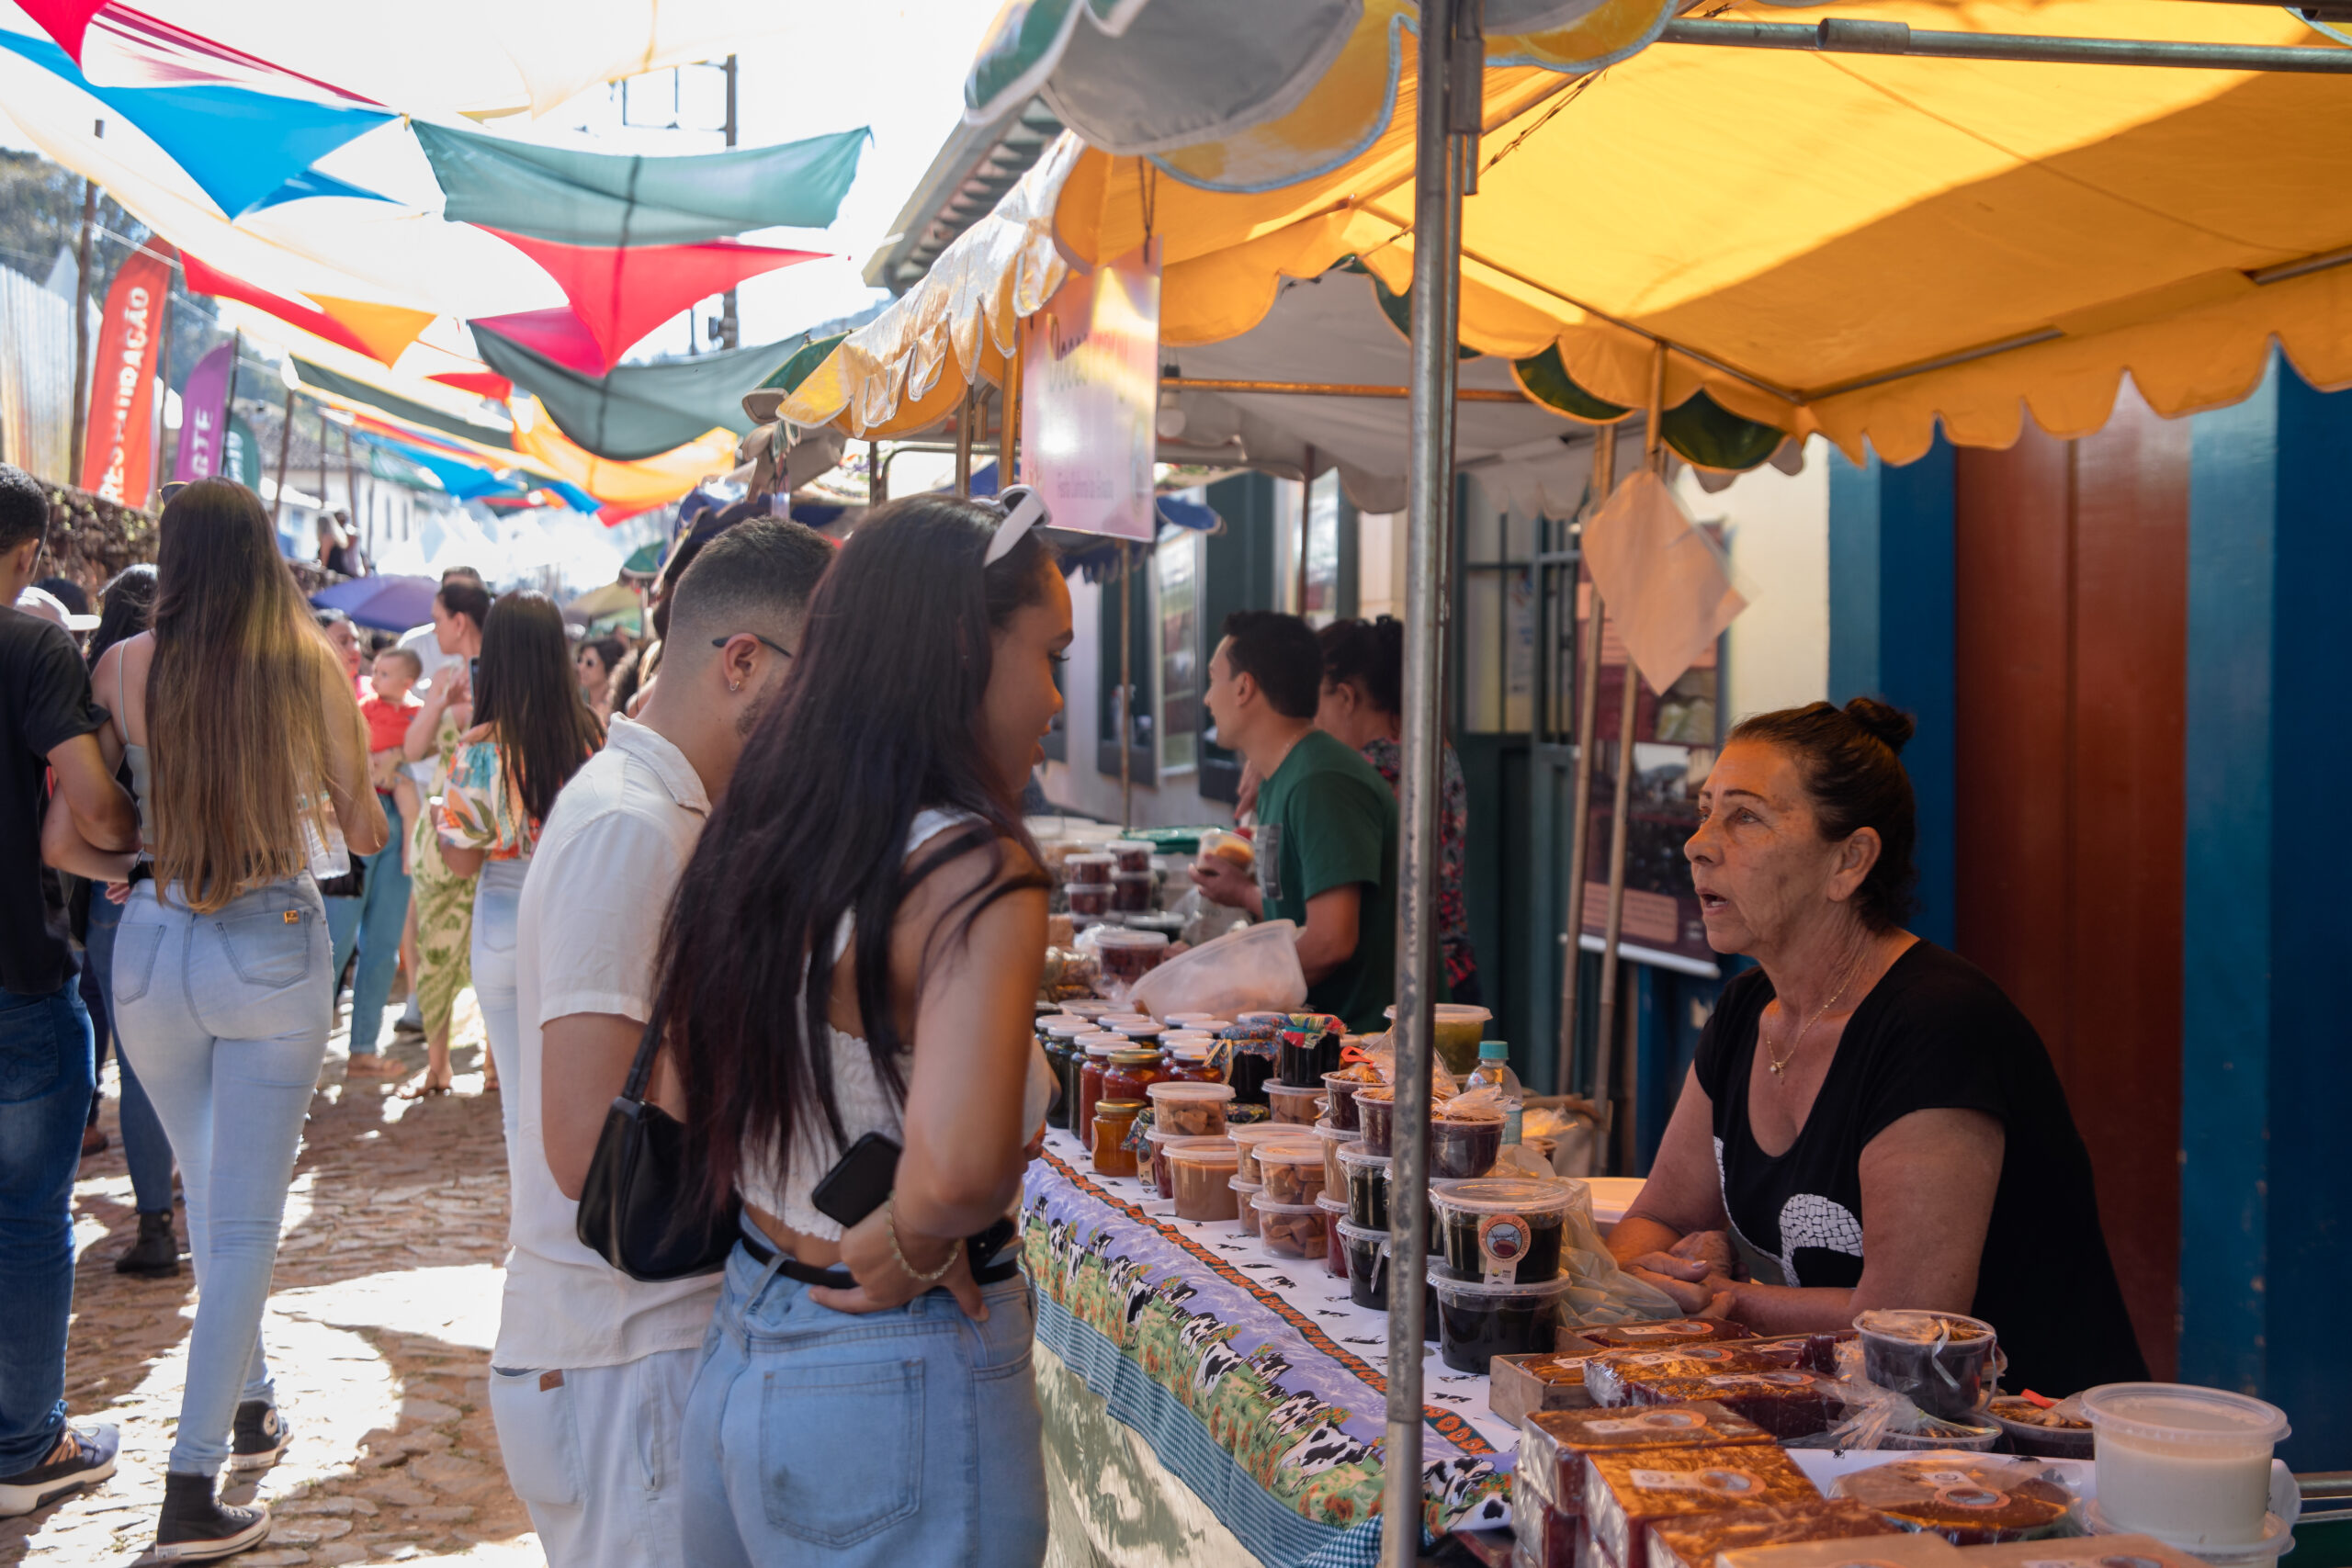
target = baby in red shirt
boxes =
[359,648,424,844]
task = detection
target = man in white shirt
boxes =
[489,521,834,1567]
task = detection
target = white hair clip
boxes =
[982,483,1049,566]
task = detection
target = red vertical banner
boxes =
[80,243,173,502]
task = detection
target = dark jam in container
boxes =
[1428,1111,1504,1179]
[1431,1274,1571,1374]
[1276,1028,1342,1088]
[1338,1222,1390,1309]
[1431,1178,1575,1284]
[1341,1148,1391,1230]
[1102,1048,1166,1107]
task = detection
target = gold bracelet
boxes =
[885,1196,956,1287]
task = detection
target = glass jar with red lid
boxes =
[1102,1047,1166,1108]
[1074,1035,1128,1151]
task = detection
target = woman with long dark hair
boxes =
[52,479,387,1558]
[74,566,181,1275]
[435,591,601,1130]
[396,581,488,1097]
[574,633,625,723]
[660,493,1068,1567]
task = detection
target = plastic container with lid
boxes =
[1231,1176,1264,1235]
[1162,1012,1229,1031]
[1112,871,1155,912]
[1098,1011,1154,1028]
[1340,1145,1393,1231]
[1064,999,1116,1021]
[1159,1041,1222,1084]
[1256,1138,1328,1207]
[1168,1139,1240,1221]
[1091,1100,1144,1177]
[1074,1035,1128,1150]
[1265,1081,1324,1125]
[1430,1178,1578,1285]
[1337,1220,1391,1309]
[1104,839,1154,874]
[1067,882,1114,918]
[1384,1002,1495,1077]
[1064,852,1117,884]
[1316,1194,1349,1277]
[1855,1309,2002,1419]
[1146,1079,1234,1138]
[1322,1070,1376,1132]
[1429,1102,1506,1179]
[2081,1383,2292,1549]
[1429,1269,1572,1373]
[1040,1035,1075,1128]
[1313,1120,1357,1196]
[1106,1018,1167,1043]
[1102,1048,1166,1116]
[1093,927,1171,986]
[1254,1193,1330,1259]
[1230,1122,1298,1183]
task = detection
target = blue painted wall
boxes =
[2182,355,2352,1470]
[1826,439,1957,950]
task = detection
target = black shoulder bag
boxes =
[576,1009,741,1280]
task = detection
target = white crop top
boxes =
[738,807,1056,1242]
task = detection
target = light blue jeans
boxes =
[326,794,412,1058]
[680,1224,1046,1568]
[469,856,527,1149]
[112,876,329,1478]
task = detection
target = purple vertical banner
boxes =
[171,343,231,482]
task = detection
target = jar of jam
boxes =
[1074,1035,1127,1152]
[1091,1100,1144,1178]
[1112,871,1154,912]
[1093,928,1170,988]
[1161,1043,1221,1085]
[1109,1019,1165,1046]
[1102,1047,1166,1108]
[1041,1036,1072,1128]
[1068,882,1114,919]
[1104,839,1153,875]
[1064,852,1116,885]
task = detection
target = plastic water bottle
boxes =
[1464,1039,1523,1147]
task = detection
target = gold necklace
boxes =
[1765,959,1860,1080]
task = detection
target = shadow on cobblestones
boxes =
[6,998,543,1566]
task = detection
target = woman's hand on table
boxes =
[808,1202,989,1323]
[1623,1249,1740,1314]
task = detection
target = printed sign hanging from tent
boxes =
[171,342,232,484]
[1021,240,1159,542]
[80,243,170,502]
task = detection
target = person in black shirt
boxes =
[0,463,138,1517]
[1608,698,2145,1398]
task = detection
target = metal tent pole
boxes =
[148,268,173,511]
[1589,347,1666,1171]
[271,384,296,525]
[70,172,96,482]
[1554,426,1614,1096]
[1384,0,1477,1560]
[955,392,974,496]
[1119,541,1135,829]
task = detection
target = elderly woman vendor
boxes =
[1608,699,2145,1397]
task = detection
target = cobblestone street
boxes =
[6,996,538,1567]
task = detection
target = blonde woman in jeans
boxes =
[51,479,387,1560]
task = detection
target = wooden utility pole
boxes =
[148,264,174,510]
[69,167,96,480]
[271,383,296,525]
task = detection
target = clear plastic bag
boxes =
[1126,919,1306,1019]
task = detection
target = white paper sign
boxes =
[1579,468,1747,694]
[1022,240,1160,541]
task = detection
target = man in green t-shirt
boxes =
[1191,611,1398,1032]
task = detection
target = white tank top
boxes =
[738,807,1055,1242]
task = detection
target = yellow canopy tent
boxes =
[796,0,2352,466]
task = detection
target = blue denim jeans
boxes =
[113,876,330,1478]
[327,795,412,1059]
[470,857,526,1147]
[680,1226,1046,1568]
[83,894,174,1214]
[0,980,95,1474]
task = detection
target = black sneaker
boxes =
[0,1424,119,1517]
[115,1210,182,1277]
[228,1402,290,1472]
[154,1472,268,1561]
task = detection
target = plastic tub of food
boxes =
[1430,1178,1577,1284]
[1231,1176,1264,1235]
[2081,1383,2291,1548]
[1337,1221,1392,1309]
[1168,1139,1240,1222]
[1064,852,1116,884]
[1067,882,1114,919]
[1355,1084,1399,1154]
[1112,871,1155,913]
[1317,1194,1349,1278]
[1855,1309,2002,1419]
[1161,1013,1231,1032]
[1385,1002,1495,1077]
[1256,1139,1328,1206]
[1091,1100,1144,1178]
[1253,1194,1330,1259]
[1314,1121,1356,1196]
[1145,1128,1188,1198]
[1987,1394,2095,1459]
[1147,1079,1234,1138]
[1093,928,1171,987]
[1230,1122,1299,1184]
[1429,1103,1506,1179]
[1323,1069,1378,1132]
[1340,1145,1393,1231]
[1104,839,1154,875]
[1430,1269,1572,1374]
[1265,1081,1325,1125]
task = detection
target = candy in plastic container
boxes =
[1586,1342,1815,1406]
[1430,1177,1577,1284]
[1430,1269,1574,1373]
[1255,1138,1328,1206]
[1252,1193,1329,1259]
[1230,1176,1263,1235]
[1855,1310,2002,1421]
[1517,1400,1773,1512]
[1146,1079,1234,1138]
[1579,1318,1756,1351]
[1622,1368,1851,1441]
[1645,1502,1907,1568]
[1167,1139,1241,1221]
[1582,1443,1821,1568]
[1828,1453,2075,1544]
[1715,1531,1971,1568]
[1317,1193,1348,1277]
[1958,1535,2205,1568]
[1264,1081,1325,1125]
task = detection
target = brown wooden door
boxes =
[1952,380,2188,1379]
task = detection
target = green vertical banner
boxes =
[224,414,261,490]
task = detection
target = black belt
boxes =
[126,863,153,886]
[737,1216,1023,1290]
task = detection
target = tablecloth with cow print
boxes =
[1021,1129,1512,1567]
